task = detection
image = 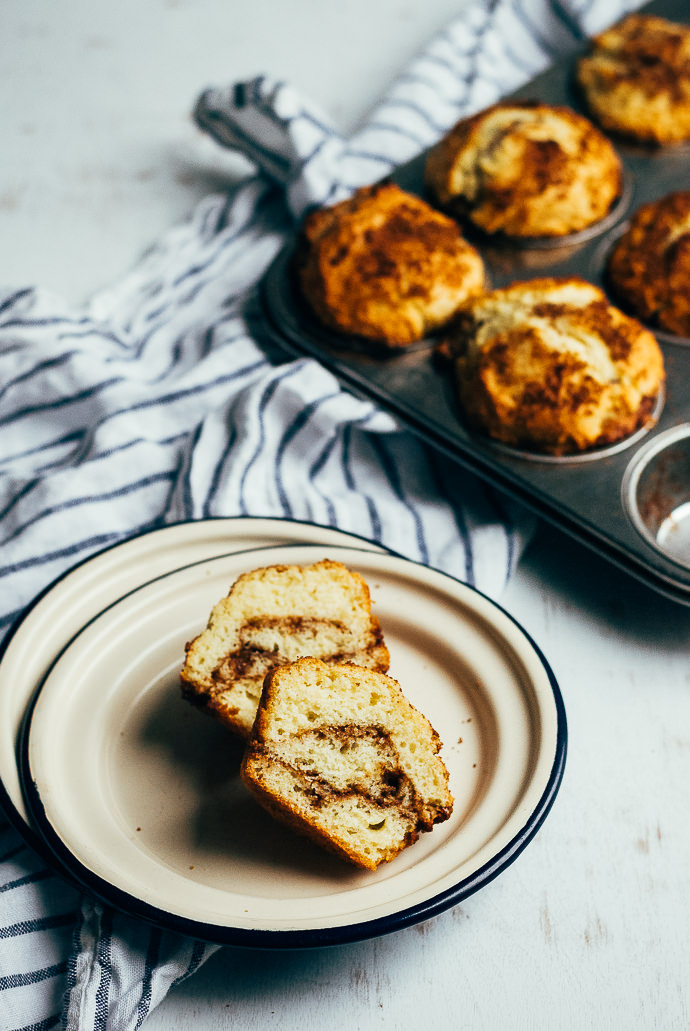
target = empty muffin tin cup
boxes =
[622,424,690,570]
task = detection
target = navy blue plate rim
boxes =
[11,518,566,949]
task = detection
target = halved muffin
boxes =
[241,657,454,869]
[181,560,389,737]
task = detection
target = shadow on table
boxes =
[513,520,690,646]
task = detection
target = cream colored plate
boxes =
[22,543,566,945]
[0,518,385,836]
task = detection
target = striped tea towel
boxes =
[0,0,636,1027]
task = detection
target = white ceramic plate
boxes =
[0,517,386,838]
[21,542,566,946]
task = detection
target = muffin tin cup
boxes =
[260,0,690,606]
[622,424,690,571]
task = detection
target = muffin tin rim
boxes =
[621,422,690,571]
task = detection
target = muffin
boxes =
[424,100,623,238]
[577,14,690,146]
[607,191,690,337]
[441,277,665,456]
[241,657,454,869]
[180,560,390,737]
[294,180,486,348]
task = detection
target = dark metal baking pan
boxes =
[260,0,690,606]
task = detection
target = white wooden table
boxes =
[3,2,690,1028]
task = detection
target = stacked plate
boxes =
[0,517,566,946]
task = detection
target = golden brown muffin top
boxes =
[424,100,622,238]
[443,277,665,455]
[295,180,485,348]
[577,14,690,144]
[583,14,690,94]
[608,191,690,336]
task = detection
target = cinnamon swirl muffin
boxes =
[295,180,485,348]
[241,657,454,869]
[442,277,665,456]
[607,191,690,337]
[180,560,390,737]
[424,100,622,238]
[577,13,690,146]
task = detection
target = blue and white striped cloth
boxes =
[0,0,635,1027]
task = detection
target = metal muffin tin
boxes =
[261,0,690,606]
